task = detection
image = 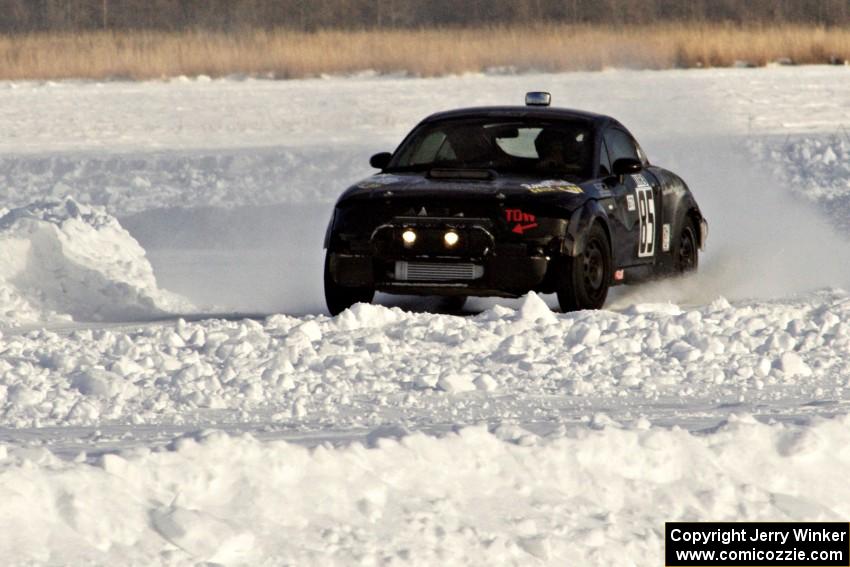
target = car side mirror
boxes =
[612,157,643,176]
[370,152,392,169]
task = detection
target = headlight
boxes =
[402,229,417,245]
[443,231,459,247]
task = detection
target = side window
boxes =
[635,142,650,166]
[603,128,640,163]
[598,139,612,177]
[409,131,448,164]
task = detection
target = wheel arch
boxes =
[566,200,613,259]
[323,209,336,250]
[556,214,613,312]
[685,207,705,249]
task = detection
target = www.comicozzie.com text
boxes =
[670,527,848,546]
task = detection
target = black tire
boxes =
[441,295,468,312]
[557,223,612,312]
[324,252,374,316]
[673,221,699,274]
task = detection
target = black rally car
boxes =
[324,92,707,315]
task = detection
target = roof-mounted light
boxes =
[525,91,551,107]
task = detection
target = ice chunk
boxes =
[151,505,255,563]
[515,292,557,324]
[776,352,812,377]
[437,372,476,393]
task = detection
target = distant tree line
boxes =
[1,0,849,34]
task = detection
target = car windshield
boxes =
[388,118,593,178]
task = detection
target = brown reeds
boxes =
[0,24,847,81]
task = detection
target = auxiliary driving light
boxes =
[402,229,417,245]
[443,231,460,247]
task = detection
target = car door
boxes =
[602,128,661,266]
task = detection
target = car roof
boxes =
[420,106,619,129]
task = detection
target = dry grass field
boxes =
[0,24,847,81]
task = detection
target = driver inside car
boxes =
[535,128,586,173]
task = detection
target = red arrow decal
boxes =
[512,222,538,234]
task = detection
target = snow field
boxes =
[0,66,849,565]
[1,67,847,217]
[3,292,850,429]
[2,415,849,565]
[0,67,847,318]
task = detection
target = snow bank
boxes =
[2,292,849,428]
[750,135,850,231]
[0,198,190,326]
[2,416,850,565]
[752,135,850,201]
[0,147,370,216]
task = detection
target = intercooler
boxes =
[393,261,485,282]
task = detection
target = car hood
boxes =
[338,172,599,212]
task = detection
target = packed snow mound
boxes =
[3,291,850,428]
[2,416,850,565]
[0,198,191,326]
[754,135,850,202]
[750,135,850,232]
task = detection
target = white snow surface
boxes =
[1,66,850,565]
[4,416,850,565]
[2,292,850,431]
[0,198,191,326]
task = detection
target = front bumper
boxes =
[328,215,568,297]
[329,252,550,297]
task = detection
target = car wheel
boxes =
[441,295,468,312]
[324,253,374,316]
[673,221,699,273]
[557,223,612,312]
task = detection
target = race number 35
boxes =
[633,175,655,258]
